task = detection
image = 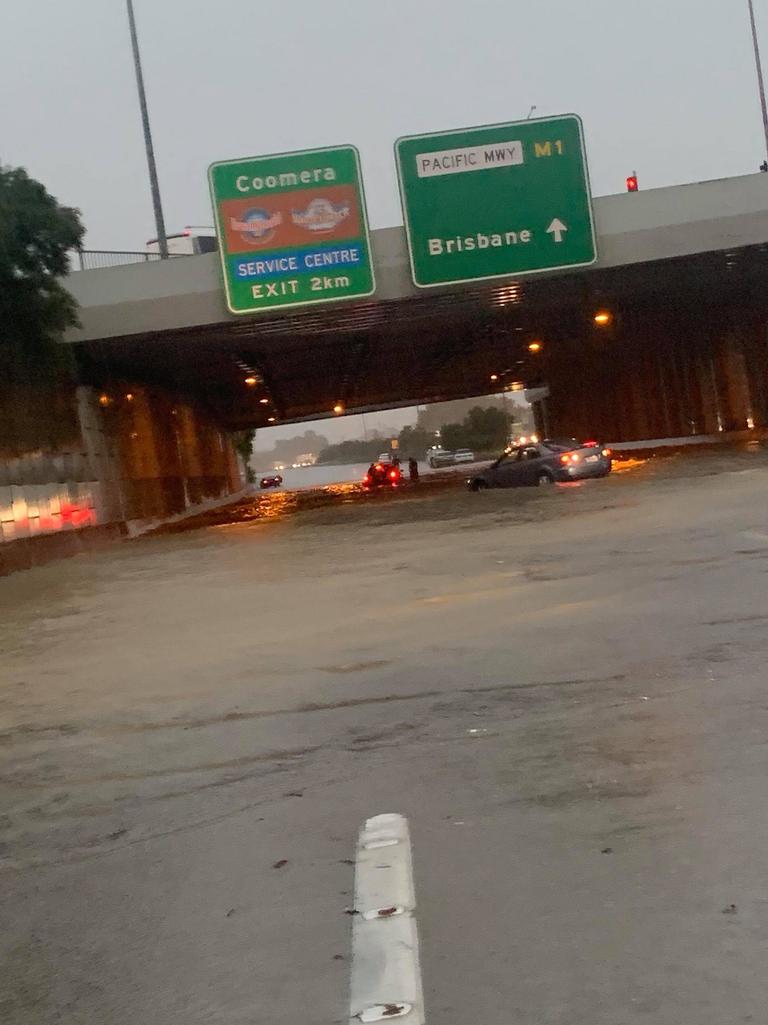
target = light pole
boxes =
[747,0,768,165]
[126,0,168,258]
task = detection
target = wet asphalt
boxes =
[1,445,768,1024]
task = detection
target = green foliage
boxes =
[464,405,511,451]
[0,164,84,375]
[441,406,512,454]
[440,421,468,450]
[232,429,257,482]
[396,424,435,458]
[0,164,85,453]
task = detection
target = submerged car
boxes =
[259,474,283,489]
[467,439,612,490]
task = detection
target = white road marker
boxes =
[349,813,425,1025]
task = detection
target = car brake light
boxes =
[583,439,598,447]
[389,469,397,479]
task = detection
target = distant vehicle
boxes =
[146,230,217,256]
[364,462,401,490]
[467,439,612,491]
[377,452,392,463]
[259,474,283,489]
[453,449,475,464]
[426,447,454,468]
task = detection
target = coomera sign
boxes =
[209,145,375,314]
[395,115,596,288]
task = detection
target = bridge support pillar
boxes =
[740,316,768,428]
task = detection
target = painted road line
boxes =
[349,813,425,1024]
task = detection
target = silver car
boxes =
[468,439,612,490]
[453,449,475,464]
[426,447,454,468]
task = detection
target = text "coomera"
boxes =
[235,167,337,193]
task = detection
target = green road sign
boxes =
[209,145,375,314]
[395,115,596,288]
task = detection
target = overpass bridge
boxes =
[65,173,768,441]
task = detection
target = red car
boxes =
[259,474,283,489]
[363,462,401,490]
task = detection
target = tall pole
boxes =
[747,0,768,164]
[126,0,168,258]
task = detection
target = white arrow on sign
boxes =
[546,218,568,243]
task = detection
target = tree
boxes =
[0,165,85,453]
[396,424,434,458]
[438,405,514,455]
[440,421,470,450]
[0,164,84,376]
[464,406,510,451]
[232,428,256,483]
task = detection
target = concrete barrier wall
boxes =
[0,385,243,574]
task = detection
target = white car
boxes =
[453,449,475,464]
[426,447,454,468]
[377,452,392,463]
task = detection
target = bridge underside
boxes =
[75,242,768,440]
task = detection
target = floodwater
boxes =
[250,457,463,490]
[2,443,768,1024]
[252,460,375,489]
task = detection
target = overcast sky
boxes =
[4,0,768,444]
[4,0,768,249]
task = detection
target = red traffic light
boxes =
[626,174,638,192]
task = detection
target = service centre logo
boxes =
[291,197,350,233]
[229,208,283,245]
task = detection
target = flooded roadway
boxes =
[2,445,768,1024]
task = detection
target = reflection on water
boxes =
[611,457,647,474]
[203,480,367,530]
[252,462,374,490]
